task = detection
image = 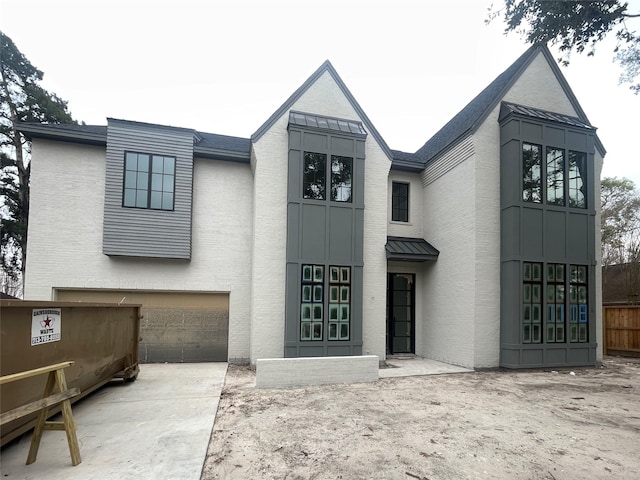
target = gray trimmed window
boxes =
[522,143,542,203]
[300,265,324,341]
[568,151,587,208]
[392,182,409,222]
[523,262,542,343]
[546,263,565,343]
[328,266,351,340]
[123,151,175,210]
[331,156,352,202]
[569,265,589,342]
[303,152,326,200]
[546,147,565,206]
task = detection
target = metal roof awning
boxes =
[386,236,439,262]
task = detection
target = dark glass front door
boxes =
[387,273,415,354]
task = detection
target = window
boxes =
[331,156,352,202]
[392,182,409,222]
[546,147,565,206]
[522,143,542,203]
[300,264,351,342]
[123,152,175,210]
[301,265,324,341]
[328,266,351,340]
[568,151,587,208]
[569,265,589,342]
[303,152,353,203]
[546,264,565,343]
[303,152,326,200]
[522,262,542,343]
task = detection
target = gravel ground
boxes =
[202,356,640,480]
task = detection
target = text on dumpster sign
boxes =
[31,308,61,345]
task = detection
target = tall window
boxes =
[546,263,565,343]
[568,151,587,208]
[523,262,542,343]
[569,265,589,342]
[546,147,565,206]
[392,182,409,222]
[328,266,351,340]
[522,143,542,203]
[123,152,175,210]
[331,155,352,202]
[301,265,324,341]
[300,264,351,342]
[303,152,326,200]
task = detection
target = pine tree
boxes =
[1,31,75,294]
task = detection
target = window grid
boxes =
[568,151,587,208]
[328,266,351,340]
[522,262,542,343]
[546,147,565,206]
[300,265,324,341]
[522,143,542,203]
[123,151,175,211]
[546,263,565,343]
[570,265,589,342]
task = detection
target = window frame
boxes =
[391,181,410,222]
[122,150,176,211]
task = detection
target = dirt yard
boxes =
[202,357,640,480]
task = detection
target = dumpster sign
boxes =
[31,308,61,345]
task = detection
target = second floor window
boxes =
[522,143,587,209]
[303,151,353,202]
[392,182,409,222]
[123,152,175,211]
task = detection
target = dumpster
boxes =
[0,300,141,446]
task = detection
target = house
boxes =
[19,44,604,369]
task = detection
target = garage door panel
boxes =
[55,289,229,363]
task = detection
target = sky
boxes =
[1,0,639,186]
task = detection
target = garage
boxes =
[55,289,229,362]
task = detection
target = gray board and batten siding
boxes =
[103,119,194,259]
[285,112,366,358]
[499,102,598,368]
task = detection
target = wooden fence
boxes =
[603,305,640,356]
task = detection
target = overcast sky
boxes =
[1,0,639,186]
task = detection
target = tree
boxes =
[1,31,75,295]
[601,177,640,264]
[488,1,640,92]
[601,177,640,303]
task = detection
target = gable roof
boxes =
[414,44,605,166]
[251,60,393,160]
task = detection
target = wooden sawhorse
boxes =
[0,361,82,465]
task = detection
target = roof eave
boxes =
[18,124,107,146]
[193,147,251,163]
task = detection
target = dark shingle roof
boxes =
[390,149,423,172]
[414,44,540,165]
[18,122,251,161]
[386,236,439,262]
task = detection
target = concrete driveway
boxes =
[0,363,227,480]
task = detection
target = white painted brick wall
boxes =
[256,355,379,388]
[25,140,254,361]
[250,71,390,363]
[421,153,476,368]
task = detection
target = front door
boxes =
[387,273,415,354]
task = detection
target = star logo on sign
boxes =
[41,316,53,327]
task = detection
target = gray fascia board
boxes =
[390,160,424,173]
[193,146,250,163]
[251,60,393,161]
[17,123,107,146]
[386,253,438,262]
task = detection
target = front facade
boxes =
[21,45,604,369]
